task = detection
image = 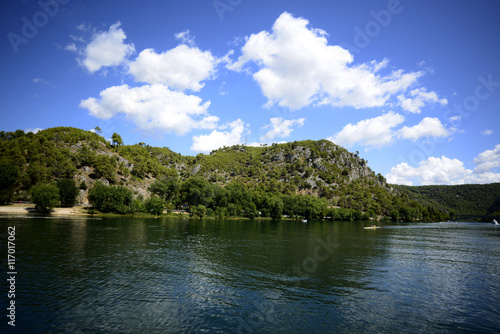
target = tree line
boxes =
[0,127,460,221]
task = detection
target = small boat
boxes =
[302,219,308,223]
[493,219,499,225]
[364,225,380,229]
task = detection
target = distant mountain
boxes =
[1,126,497,221]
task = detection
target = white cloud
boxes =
[175,29,195,46]
[397,117,450,141]
[481,129,493,136]
[228,12,422,110]
[33,78,55,87]
[397,88,447,113]
[328,112,404,148]
[64,43,78,52]
[128,45,219,91]
[191,119,246,153]
[387,146,500,185]
[474,144,500,173]
[79,84,218,135]
[260,117,305,142]
[386,156,473,185]
[25,128,43,134]
[82,21,135,73]
[77,23,91,32]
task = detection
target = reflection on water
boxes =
[0,218,499,333]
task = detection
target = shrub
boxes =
[88,182,133,214]
[145,196,164,216]
[30,184,60,213]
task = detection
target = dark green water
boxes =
[1,216,500,333]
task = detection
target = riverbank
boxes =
[0,203,89,216]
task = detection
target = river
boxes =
[1,217,500,333]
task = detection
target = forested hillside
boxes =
[395,184,500,217]
[1,126,495,221]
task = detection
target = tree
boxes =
[111,133,123,147]
[94,126,102,135]
[0,162,18,204]
[30,184,60,213]
[268,195,283,220]
[145,196,164,216]
[94,155,116,180]
[56,179,79,207]
[88,182,133,214]
[191,204,206,218]
[149,177,179,202]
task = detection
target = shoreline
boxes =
[0,203,89,216]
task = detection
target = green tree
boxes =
[191,204,206,218]
[56,179,79,207]
[94,155,116,180]
[111,133,123,147]
[149,177,179,202]
[30,184,60,213]
[145,196,164,216]
[0,162,18,204]
[265,194,283,220]
[179,178,214,208]
[88,182,133,214]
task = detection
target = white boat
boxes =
[302,219,308,223]
[364,225,380,230]
[493,219,499,225]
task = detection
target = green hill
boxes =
[394,184,500,217]
[1,126,497,221]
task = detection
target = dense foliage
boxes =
[56,179,79,207]
[395,183,500,217]
[1,126,497,221]
[0,162,18,204]
[30,184,60,213]
[88,182,133,214]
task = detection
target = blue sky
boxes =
[1,0,500,185]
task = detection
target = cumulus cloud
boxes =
[128,45,218,91]
[386,157,469,186]
[481,129,493,136]
[191,119,246,153]
[82,21,135,73]
[328,112,404,148]
[397,88,448,113]
[474,144,500,173]
[79,84,218,135]
[397,117,451,141]
[228,12,422,110]
[260,117,305,142]
[387,145,500,185]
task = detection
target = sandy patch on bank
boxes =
[0,203,89,216]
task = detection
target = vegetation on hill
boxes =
[1,126,497,221]
[394,184,500,217]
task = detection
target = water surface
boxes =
[1,217,499,333]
